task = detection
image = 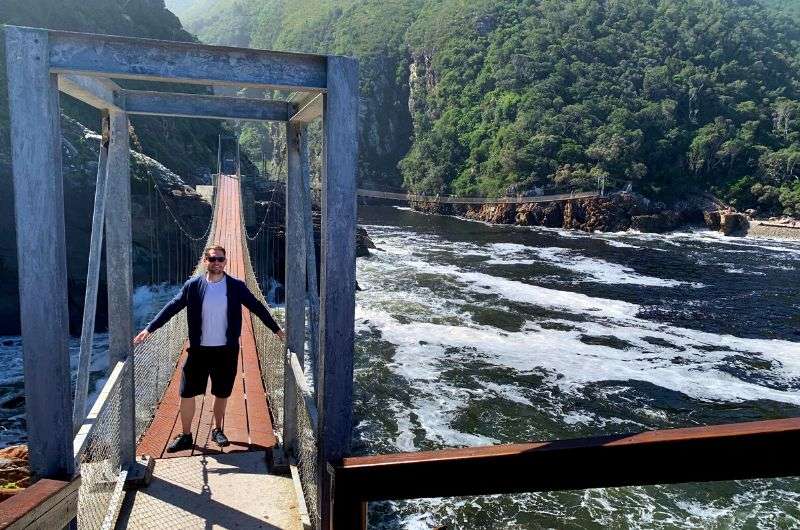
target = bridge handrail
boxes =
[330,417,800,529]
[276,179,602,205]
[288,349,319,529]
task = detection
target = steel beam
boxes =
[44,27,327,90]
[73,112,110,432]
[283,121,306,454]
[57,74,122,110]
[317,55,359,530]
[4,25,74,480]
[121,90,291,121]
[105,110,136,467]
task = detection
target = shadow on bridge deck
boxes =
[118,451,300,529]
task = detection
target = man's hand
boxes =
[133,329,151,345]
[276,329,286,342]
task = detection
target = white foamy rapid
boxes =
[354,217,800,527]
[357,226,800,447]
[485,242,701,286]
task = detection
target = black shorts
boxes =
[180,345,239,398]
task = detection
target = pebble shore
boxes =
[747,220,800,240]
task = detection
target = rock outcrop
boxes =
[407,192,748,235]
[719,211,749,236]
[0,444,29,501]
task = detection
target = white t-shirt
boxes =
[200,277,228,346]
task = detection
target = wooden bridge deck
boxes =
[123,175,299,529]
[136,174,277,459]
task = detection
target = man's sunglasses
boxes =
[206,256,226,263]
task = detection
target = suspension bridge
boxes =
[2,25,800,530]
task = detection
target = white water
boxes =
[354,211,800,529]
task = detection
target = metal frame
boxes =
[4,28,357,526]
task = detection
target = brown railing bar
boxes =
[330,417,800,529]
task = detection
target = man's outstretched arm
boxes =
[239,283,284,338]
[133,281,190,344]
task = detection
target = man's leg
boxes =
[180,397,196,434]
[213,397,227,429]
[208,346,238,446]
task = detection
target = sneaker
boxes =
[166,433,193,453]
[211,427,229,447]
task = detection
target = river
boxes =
[353,205,800,529]
[0,204,798,528]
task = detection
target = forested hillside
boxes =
[178,0,800,216]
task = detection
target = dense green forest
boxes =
[177,0,800,216]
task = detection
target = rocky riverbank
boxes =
[410,192,758,237]
[0,445,28,502]
[747,218,800,240]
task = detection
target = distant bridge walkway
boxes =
[355,188,600,204]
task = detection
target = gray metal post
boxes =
[73,112,111,431]
[317,56,359,530]
[284,121,306,454]
[217,133,222,176]
[106,110,136,466]
[4,26,74,480]
[300,128,320,394]
[236,136,241,177]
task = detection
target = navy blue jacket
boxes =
[146,273,280,348]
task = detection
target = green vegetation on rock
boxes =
[180,0,800,216]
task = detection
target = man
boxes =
[133,245,285,452]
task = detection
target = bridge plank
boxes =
[0,478,80,530]
[192,380,221,457]
[241,316,277,450]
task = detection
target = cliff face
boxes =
[411,193,727,234]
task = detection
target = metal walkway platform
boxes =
[117,451,301,529]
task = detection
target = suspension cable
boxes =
[151,181,215,242]
[243,185,280,241]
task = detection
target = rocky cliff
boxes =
[411,193,738,235]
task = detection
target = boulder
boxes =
[630,212,681,233]
[720,212,749,236]
[703,210,722,230]
[356,227,375,257]
[516,202,563,227]
[0,444,30,501]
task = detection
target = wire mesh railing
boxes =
[132,314,188,440]
[74,360,129,530]
[73,176,220,529]
[290,350,320,529]
[237,174,322,526]
[240,188,286,437]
